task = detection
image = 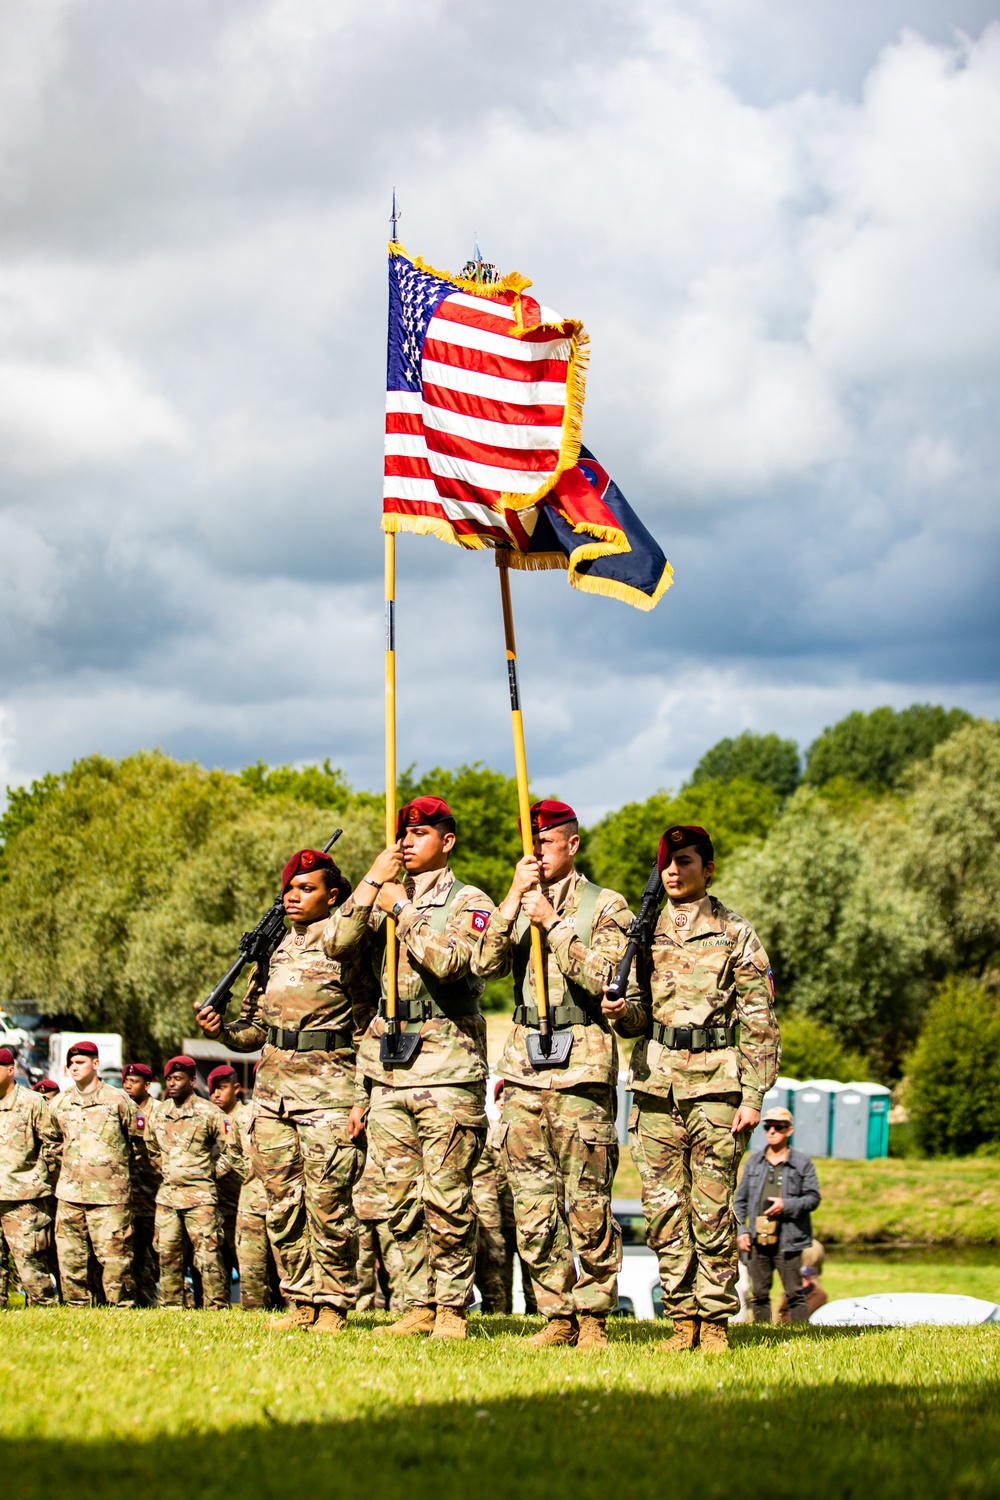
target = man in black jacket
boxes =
[734,1107,821,1323]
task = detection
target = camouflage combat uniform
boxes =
[146,1094,232,1310]
[614,894,780,1325]
[128,1094,161,1306]
[0,1083,62,1305]
[352,1151,404,1311]
[325,866,500,1312]
[472,1141,508,1313]
[482,872,635,1319]
[50,1082,139,1307]
[214,1100,242,1285]
[224,1099,281,1310]
[221,920,376,1312]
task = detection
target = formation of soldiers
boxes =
[0,802,780,1352]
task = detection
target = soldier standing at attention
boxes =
[145,1056,232,1311]
[195,848,375,1333]
[50,1040,138,1307]
[0,1046,61,1306]
[121,1063,160,1306]
[208,1066,243,1286]
[483,800,635,1349]
[218,1081,282,1311]
[606,825,780,1353]
[328,796,499,1341]
[353,1153,404,1312]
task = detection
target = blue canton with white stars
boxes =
[386,255,456,393]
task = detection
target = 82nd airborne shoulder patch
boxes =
[470,910,489,932]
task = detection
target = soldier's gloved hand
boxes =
[194,1002,223,1039]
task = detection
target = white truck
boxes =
[48,1031,123,1090]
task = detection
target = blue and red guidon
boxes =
[383,244,672,610]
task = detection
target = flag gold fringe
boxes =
[381,512,489,550]
[568,557,675,612]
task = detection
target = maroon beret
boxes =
[519,799,577,837]
[122,1063,154,1081]
[657,824,714,872]
[66,1040,100,1060]
[0,1046,15,1066]
[33,1078,60,1093]
[207,1065,238,1091]
[396,795,454,839]
[163,1055,197,1077]
[281,848,336,893]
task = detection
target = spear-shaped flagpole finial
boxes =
[390,189,401,243]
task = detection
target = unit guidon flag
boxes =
[383,244,672,610]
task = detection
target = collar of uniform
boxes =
[412,865,454,906]
[667,892,722,939]
[545,868,582,919]
[288,917,327,949]
[163,1094,197,1117]
[65,1081,108,1107]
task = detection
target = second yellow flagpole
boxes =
[497,551,551,1056]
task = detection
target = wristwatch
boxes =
[362,876,382,890]
[392,898,410,919]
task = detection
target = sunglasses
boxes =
[763,1123,791,1132]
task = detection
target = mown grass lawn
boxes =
[2,1309,998,1500]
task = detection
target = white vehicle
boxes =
[0,1010,33,1060]
[48,1031,123,1090]
[812,1293,1000,1327]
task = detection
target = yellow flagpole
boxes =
[384,530,398,1037]
[496,552,551,1054]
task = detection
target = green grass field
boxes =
[613,1153,1000,1244]
[2,1309,999,1500]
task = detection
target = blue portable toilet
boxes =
[793,1080,845,1158]
[750,1077,804,1153]
[832,1082,891,1159]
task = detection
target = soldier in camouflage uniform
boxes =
[328,795,501,1341]
[482,800,636,1349]
[196,847,376,1333]
[49,1040,138,1307]
[208,1066,244,1286]
[472,1140,509,1313]
[0,1046,61,1306]
[223,1091,282,1310]
[608,824,780,1353]
[352,1152,404,1311]
[121,1063,160,1306]
[145,1055,232,1310]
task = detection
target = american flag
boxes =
[383,245,672,610]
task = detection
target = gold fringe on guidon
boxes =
[389,239,589,514]
[503,542,675,611]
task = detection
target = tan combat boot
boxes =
[271,1303,316,1331]
[431,1306,467,1341]
[380,1305,437,1337]
[656,1316,699,1352]
[576,1314,609,1350]
[312,1306,348,1334]
[527,1317,579,1348]
[697,1320,730,1353]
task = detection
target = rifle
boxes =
[200,829,343,1019]
[604,859,664,1005]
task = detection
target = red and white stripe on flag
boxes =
[383,252,588,550]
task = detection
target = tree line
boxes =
[1,703,997,1155]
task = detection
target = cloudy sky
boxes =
[0,0,998,821]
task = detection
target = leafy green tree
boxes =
[0,773,64,852]
[804,704,972,789]
[584,777,779,910]
[892,720,1000,978]
[239,758,355,811]
[719,788,930,1074]
[689,731,801,799]
[906,977,1000,1155]
[777,1013,869,1083]
[0,752,382,1059]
